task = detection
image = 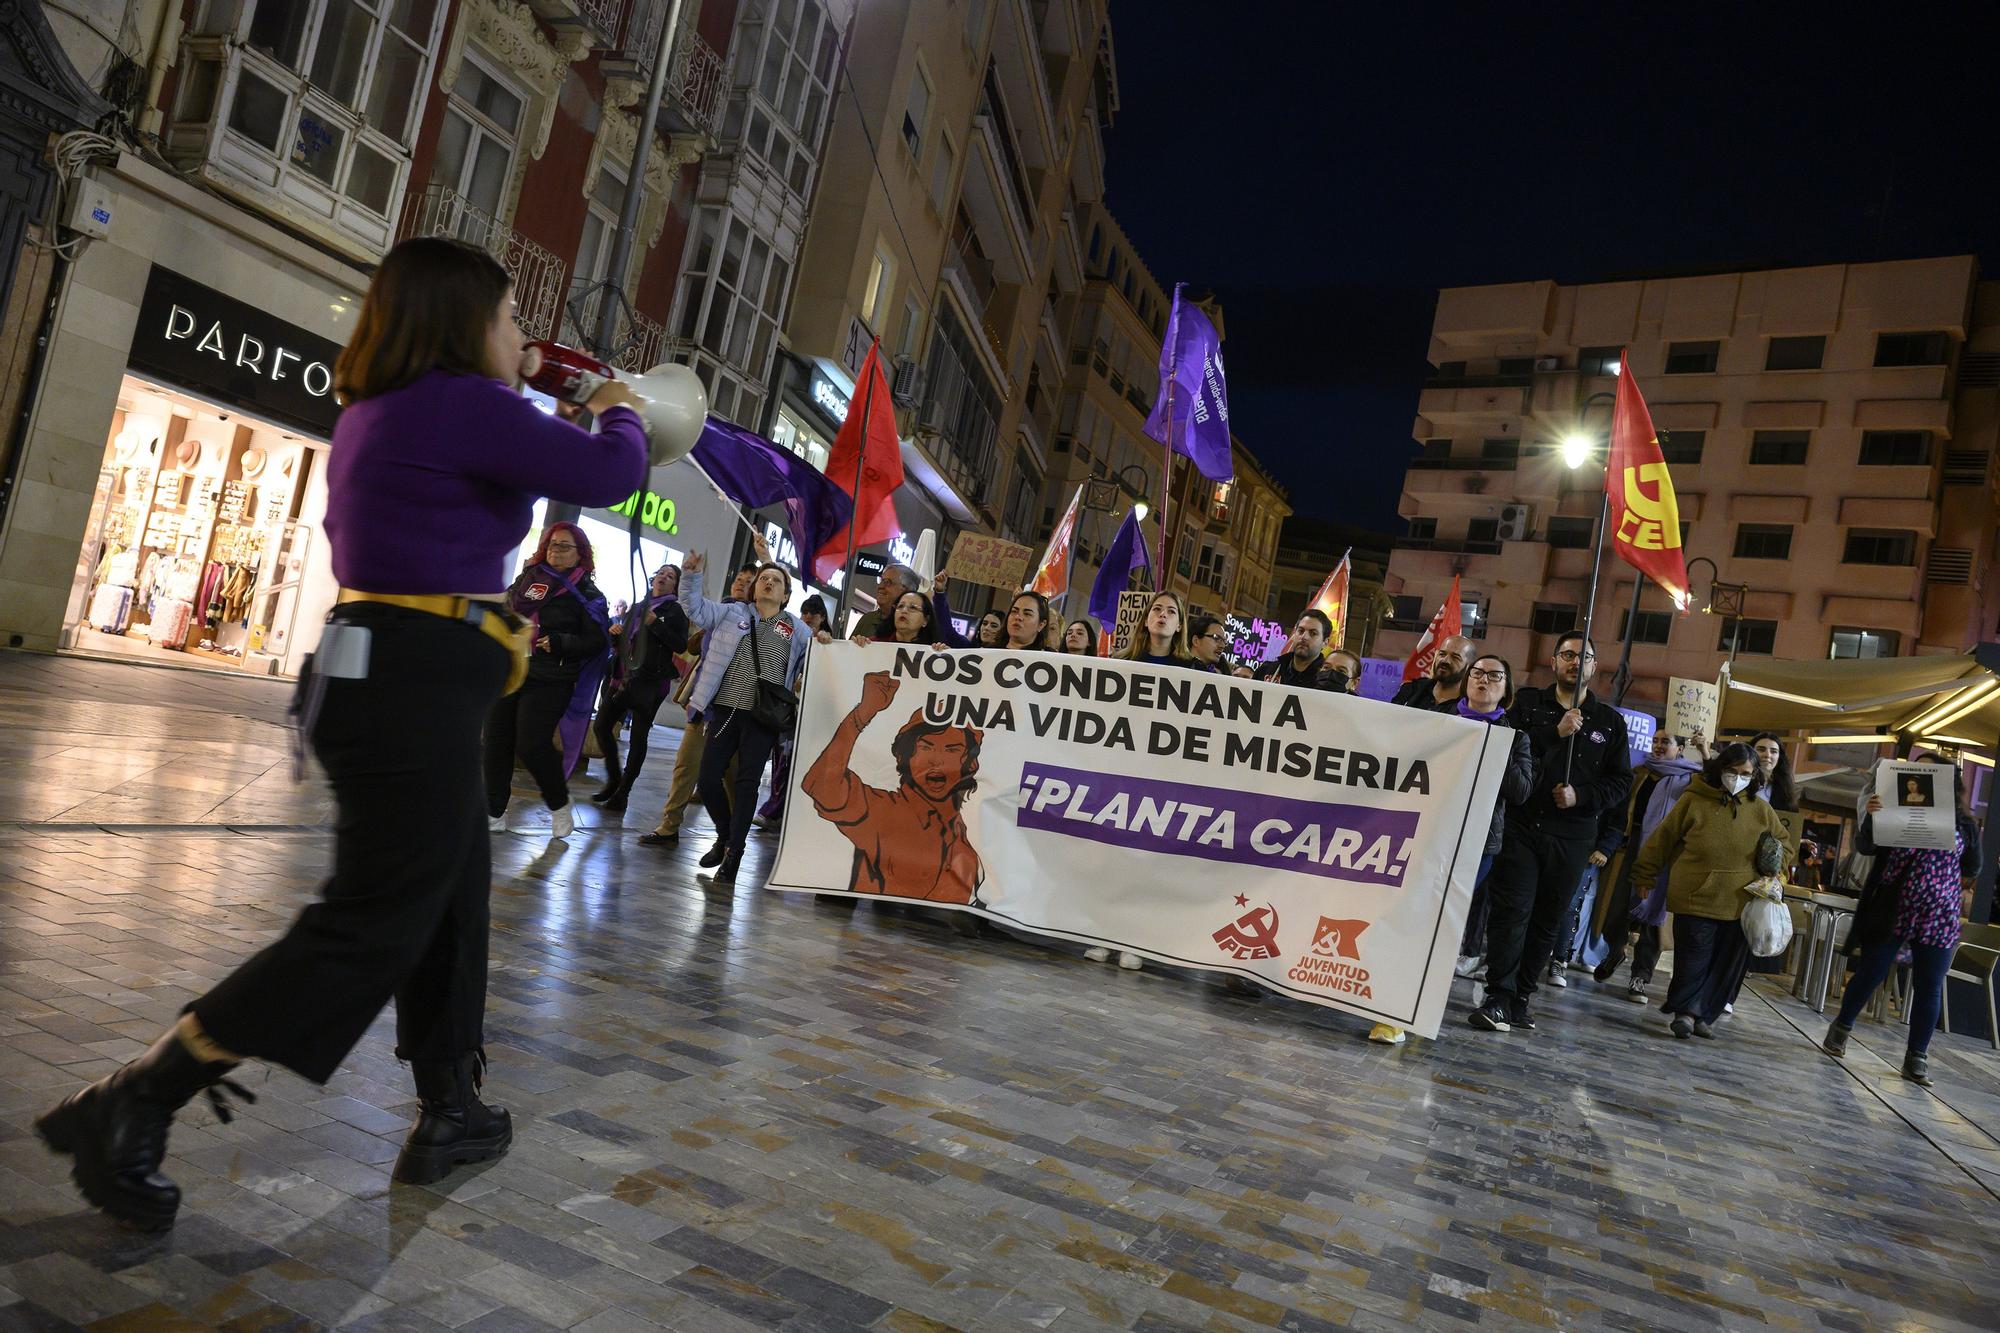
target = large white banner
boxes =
[769,646,1510,1038]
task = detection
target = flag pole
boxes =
[1567,491,1611,787]
[1158,372,1174,582]
[832,342,880,629]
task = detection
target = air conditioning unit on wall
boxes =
[1497,504,1530,542]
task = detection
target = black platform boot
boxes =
[35,1028,253,1231]
[393,1051,513,1185]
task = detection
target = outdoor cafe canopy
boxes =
[1719,644,2000,748]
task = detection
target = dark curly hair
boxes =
[891,717,982,807]
[1702,742,1764,799]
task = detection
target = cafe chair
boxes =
[1938,922,2000,1051]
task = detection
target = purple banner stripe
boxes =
[1015,762,1420,887]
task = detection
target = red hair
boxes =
[531,521,594,576]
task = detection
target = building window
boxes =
[1389,594,1423,624]
[1495,356,1534,376]
[1406,516,1437,542]
[1480,437,1519,462]
[1624,609,1673,645]
[1419,438,1452,462]
[1530,602,1577,635]
[1843,529,1916,566]
[1858,430,1932,466]
[1545,515,1595,549]
[1732,523,1794,560]
[1578,346,1623,377]
[173,0,448,250]
[862,246,895,330]
[1664,340,1720,374]
[931,131,957,211]
[897,295,925,361]
[424,52,524,234]
[1874,331,1949,368]
[1718,618,1778,654]
[1659,430,1705,464]
[725,0,837,200]
[1830,627,1900,659]
[1749,430,1810,465]
[1765,335,1825,371]
[1435,360,1467,379]
[903,64,931,157]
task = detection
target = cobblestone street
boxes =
[2,652,1998,1331]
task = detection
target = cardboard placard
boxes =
[1109,590,1152,655]
[1665,676,1719,746]
[948,533,1035,589]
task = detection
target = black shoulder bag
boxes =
[745,613,799,732]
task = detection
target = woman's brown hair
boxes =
[334,237,512,404]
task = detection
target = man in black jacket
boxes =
[1470,630,1631,1033]
[591,564,691,811]
[1390,634,1473,711]
[1247,610,1342,689]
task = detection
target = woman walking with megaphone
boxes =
[32,237,704,1229]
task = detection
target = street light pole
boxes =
[1560,391,1618,785]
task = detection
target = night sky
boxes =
[1103,4,2000,535]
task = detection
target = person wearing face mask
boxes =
[1372,652,1535,1045]
[1391,634,1474,711]
[33,238,654,1226]
[1626,742,1787,1039]
[1323,648,1363,695]
[638,559,760,849]
[589,564,690,813]
[1470,631,1630,1034]
[1589,731,1705,1002]
[1247,610,1341,688]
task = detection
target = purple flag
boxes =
[690,416,854,574]
[1086,509,1153,628]
[1142,284,1234,483]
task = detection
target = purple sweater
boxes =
[326,370,647,594]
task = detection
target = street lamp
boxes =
[1683,555,1751,664]
[1081,464,1154,593]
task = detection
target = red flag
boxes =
[1606,351,1689,606]
[1306,550,1352,650]
[812,342,905,582]
[1402,575,1462,683]
[1029,484,1084,601]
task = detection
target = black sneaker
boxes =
[698,843,728,868]
[1592,957,1619,984]
[711,852,741,884]
[1509,1000,1536,1031]
[1467,999,1511,1032]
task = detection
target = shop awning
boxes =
[1794,766,1873,817]
[1719,644,2000,747]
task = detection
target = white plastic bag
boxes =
[1740,883,1793,958]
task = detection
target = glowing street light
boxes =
[1133,500,1150,522]
[1560,432,1594,469]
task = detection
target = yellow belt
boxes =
[334,590,531,694]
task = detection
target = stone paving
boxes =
[2,650,1999,1330]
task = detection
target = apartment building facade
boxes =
[1379,257,2000,710]
[0,0,733,675]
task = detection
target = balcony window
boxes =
[1749,430,1810,465]
[172,1,447,254]
[1623,610,1673,645]
[1545,515,1594,549]
[1858,430,1931,466]
[1578,346,1623,377]
[1406,517,1437,543]
[1466,517,1500,546]
[1874,331,1949,367]
[428,55,523,227]
[1530,602,1577,635]
[1732,523,1793,560]
[1718,618,1778,654]
[1419,438,1452,462]
[1664,340,1720,374]
[1830,627,1900,660]
[1765,335,1825,371]
[1481,438,1519,462]
[1659,430,1704,464]
[1842,529,1916,566]
[903,64,931,158]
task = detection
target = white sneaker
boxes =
[1454,954,1483,979]
[1083,947,1111,962]
[1117,951,1143,971]
[488,814,509,835]
[550,805,574,840]
[1547,962,1569,988]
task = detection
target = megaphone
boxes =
[520,341,708,467]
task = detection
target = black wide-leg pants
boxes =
[193,603,509,1083]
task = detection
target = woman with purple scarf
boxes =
[486,521,610,840]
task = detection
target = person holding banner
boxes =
[1323,648,1363,695]
[486,523,609,841]
[678,555,829,883]
[1471,632,1630,1034]
[1062,618,1101,655]
[1626,743,1786,1039]
[852,565,919,640]
[1372,652,1535,1045]
[852,590,947,649]
[1188,615,1228,671]
[1117,593,1194,667]
[1247,610,1341,689]
[1390,634,1474,712]
[1004,591,1058,652]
